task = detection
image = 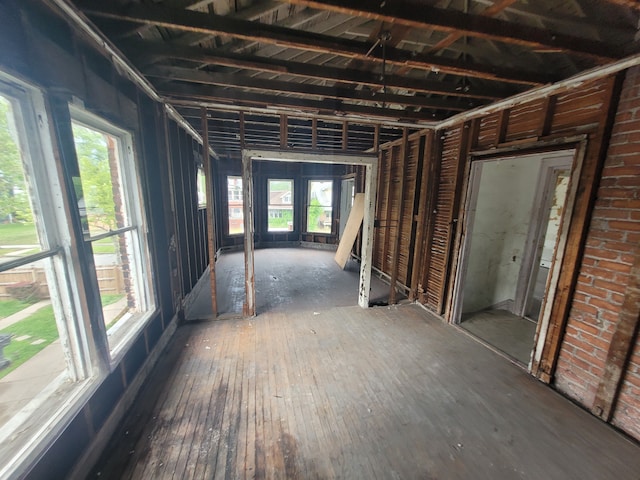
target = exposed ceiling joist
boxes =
[160,81,443,121]
[283,0,624,60]
[80,2,554,85]
[428,0,518,53]
[144,65,476,111]
[124,40,516,101]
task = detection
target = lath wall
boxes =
[374,72,640,440]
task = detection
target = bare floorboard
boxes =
[90,304,640,479]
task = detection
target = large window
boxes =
[268,179,294,232]
[0,80,87,472]
[307,180,333,233]
[227,176,243,235]
[71,110,154,353]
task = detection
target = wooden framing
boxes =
[241,149,378,314]
[284,0,620,60]
[389,129,409,304]
[82,3,553,85]
[201,108,218,317]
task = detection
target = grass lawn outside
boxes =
[0,299,36,319]
[0,294,124,379]
[0,305,58,380]
[0,223,39,246]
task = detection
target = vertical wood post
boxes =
[242,152,256,316]
[359,160,378,308]
[201,108,217,317]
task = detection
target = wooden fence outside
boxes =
[0,266,125,300]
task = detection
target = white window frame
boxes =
[70,106,156,363]
[267,178,294,233]
[0,73,98,480]
[306,179,333,234]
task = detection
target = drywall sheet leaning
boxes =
[335,193,365,269]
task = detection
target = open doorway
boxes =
[453,150,574,366]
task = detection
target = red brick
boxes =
[592,278,627,294]
[588,296,622,311]
[609,220,640,232]
[609,199,640,209]
[596,260,633,273]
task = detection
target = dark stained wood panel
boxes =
[90,304,640,479]
[396,136,420,287]
[373,147,393,272]
[424,126,463,312]
[505,98,547,142]
[476,111,501,149]
[551,78,614,132]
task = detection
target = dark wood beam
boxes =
[124,40,513,101]
[600,0,640,9]
[428,0,517,53]
[284,0,622,60]
[159,81,445,121]
[144,65,478,111]
[80,2,554,85]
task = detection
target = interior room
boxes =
[0,1,639,479]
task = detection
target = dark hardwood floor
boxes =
[89,303,640,479]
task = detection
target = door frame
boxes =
[514,155,573,318]
[449,144,585,370]
[241,149,378,315]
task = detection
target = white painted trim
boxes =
[241,149,378,311]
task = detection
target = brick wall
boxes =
[554,66,640,439]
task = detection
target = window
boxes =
[196,166,206,208]
[268,179,293,232]
[307,180,333,233]
[227,176,243,234]
[0,79,88,472]
[71,110,154,353]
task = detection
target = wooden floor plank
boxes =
[90,304,640,479]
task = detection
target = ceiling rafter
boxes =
[159,81,444,121]
[144,65,476,111]
[79,2,553,85]
[282,0,623,60]
[123,40,514,100]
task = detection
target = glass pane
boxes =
[268,179,293,232]
[72,123,130,238]
[197,167,206,208]
[93,230,142,349]
[227,176,243,235]
[0,95,42,265]
[0,262,68,429]
[307,180,333,233]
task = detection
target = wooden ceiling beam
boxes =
[80,2,554,85]
[158,81,445,121]
[144,65,478,111]
[428,0,517,53]
[284,0,623,60]
[124,40,514,100]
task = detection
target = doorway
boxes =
[453,150,574,366]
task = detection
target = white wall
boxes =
[462,157,542,313]
[540,171,570,267]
